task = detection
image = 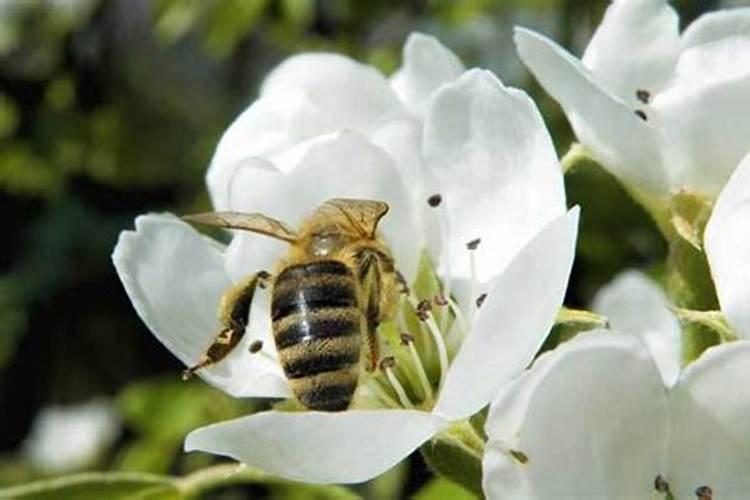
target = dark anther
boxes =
[400,333,414,345]
[416,299,432,320]
[434,292,449,306]
[654,475,670,493]
[427,194,442,207]
[636,89,651,104]
[379,356,396,370]
[476,293,488,308]
[635,109,648,121]
[257,270,271,289]
[695,485,713,500]
[466,238,481,250]
[248,340,263,353]
[509,450,529,465]
[396,271,410,295]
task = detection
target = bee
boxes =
[181,198,401,412]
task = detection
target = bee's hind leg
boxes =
[182,271,271,380]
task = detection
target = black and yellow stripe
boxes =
[271,260,363,411]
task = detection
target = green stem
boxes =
[175,464,268,496]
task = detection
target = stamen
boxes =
[444,293,471,338]
[401,333,434,403]
[695,485,713,500]
[654,475,670,494]
[509,450,529,465]
[635,109,647,121]
[366,379,401,409]
[467,238,480,326]
[636,89,650,104]
[380,357,414,409]
[476,293,488,309]
[248,340,263,353]
[427,193,442,207]
[407,294,449,389]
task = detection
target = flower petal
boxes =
[225,131,422,283]
[681,8,750,50]
[185,409,443,483]
[391,32,465,116]
[206,87,321,210]
[422,68,566,283]
[483,333,669,499]
[514,27,668,196]
[434,208,578,421]
[669,342,750,498]
[261,53,403,135]
[581,0,679,103]
[592,270,682,386]
[112,214,290,398]
[651,37,750,196]
[704,151,750,339]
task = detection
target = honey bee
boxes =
[182,198,401,411]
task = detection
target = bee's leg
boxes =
[182,271,271,380]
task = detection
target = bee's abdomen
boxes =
[271,260,362,411]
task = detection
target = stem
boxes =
[176,464,268,496]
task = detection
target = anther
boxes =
[248,339,263,353]
[695,485,713,500]
[427,194,442,207]
[635,109,648,121]
[434,292,449,307]
[379,356,396,371]
[400,333,414,346]
[416,299,432,321]
[509,450,529,465]
[654,475,670,493]
[257,270,271,289]
[636,89,651,104]
[476,293,488,308]
[466,238,481,250]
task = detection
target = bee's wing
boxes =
[321,198,390,238]
[182,212,298,242]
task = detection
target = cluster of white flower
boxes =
[113,0,750,497]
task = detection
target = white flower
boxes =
[483,333,750,499]
[514,1,750,200]
[22,398,120,473]
[483,150,750,498]
[112,33,578,483]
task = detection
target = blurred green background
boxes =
[0,0,718,498]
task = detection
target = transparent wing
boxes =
[182,212,298,242]
[319,198,390,238]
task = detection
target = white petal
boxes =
[581,0,679,103]
[23,398,120,473]
[514,28,668,196]
[434,208,578,421]
[206,87,321,210]
[112,214,290,399]
[704,151,750,339]
[681,8,750,50]
[651,37,750,196]
[483,333,669,499]
[261,53,403,135]
[391,32,465,116]
[185,410,443,483]
[422,68,566,283]
[592,270,682,386]
[669,342,750,498]
[225,131,422,283]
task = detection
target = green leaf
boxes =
[0,472,181,500]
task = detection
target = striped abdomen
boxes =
[271,260,363,411]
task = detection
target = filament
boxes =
[366,379,401,409]
[406,340,434,403]
[384,364,415,409]
[407,294,449,390]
